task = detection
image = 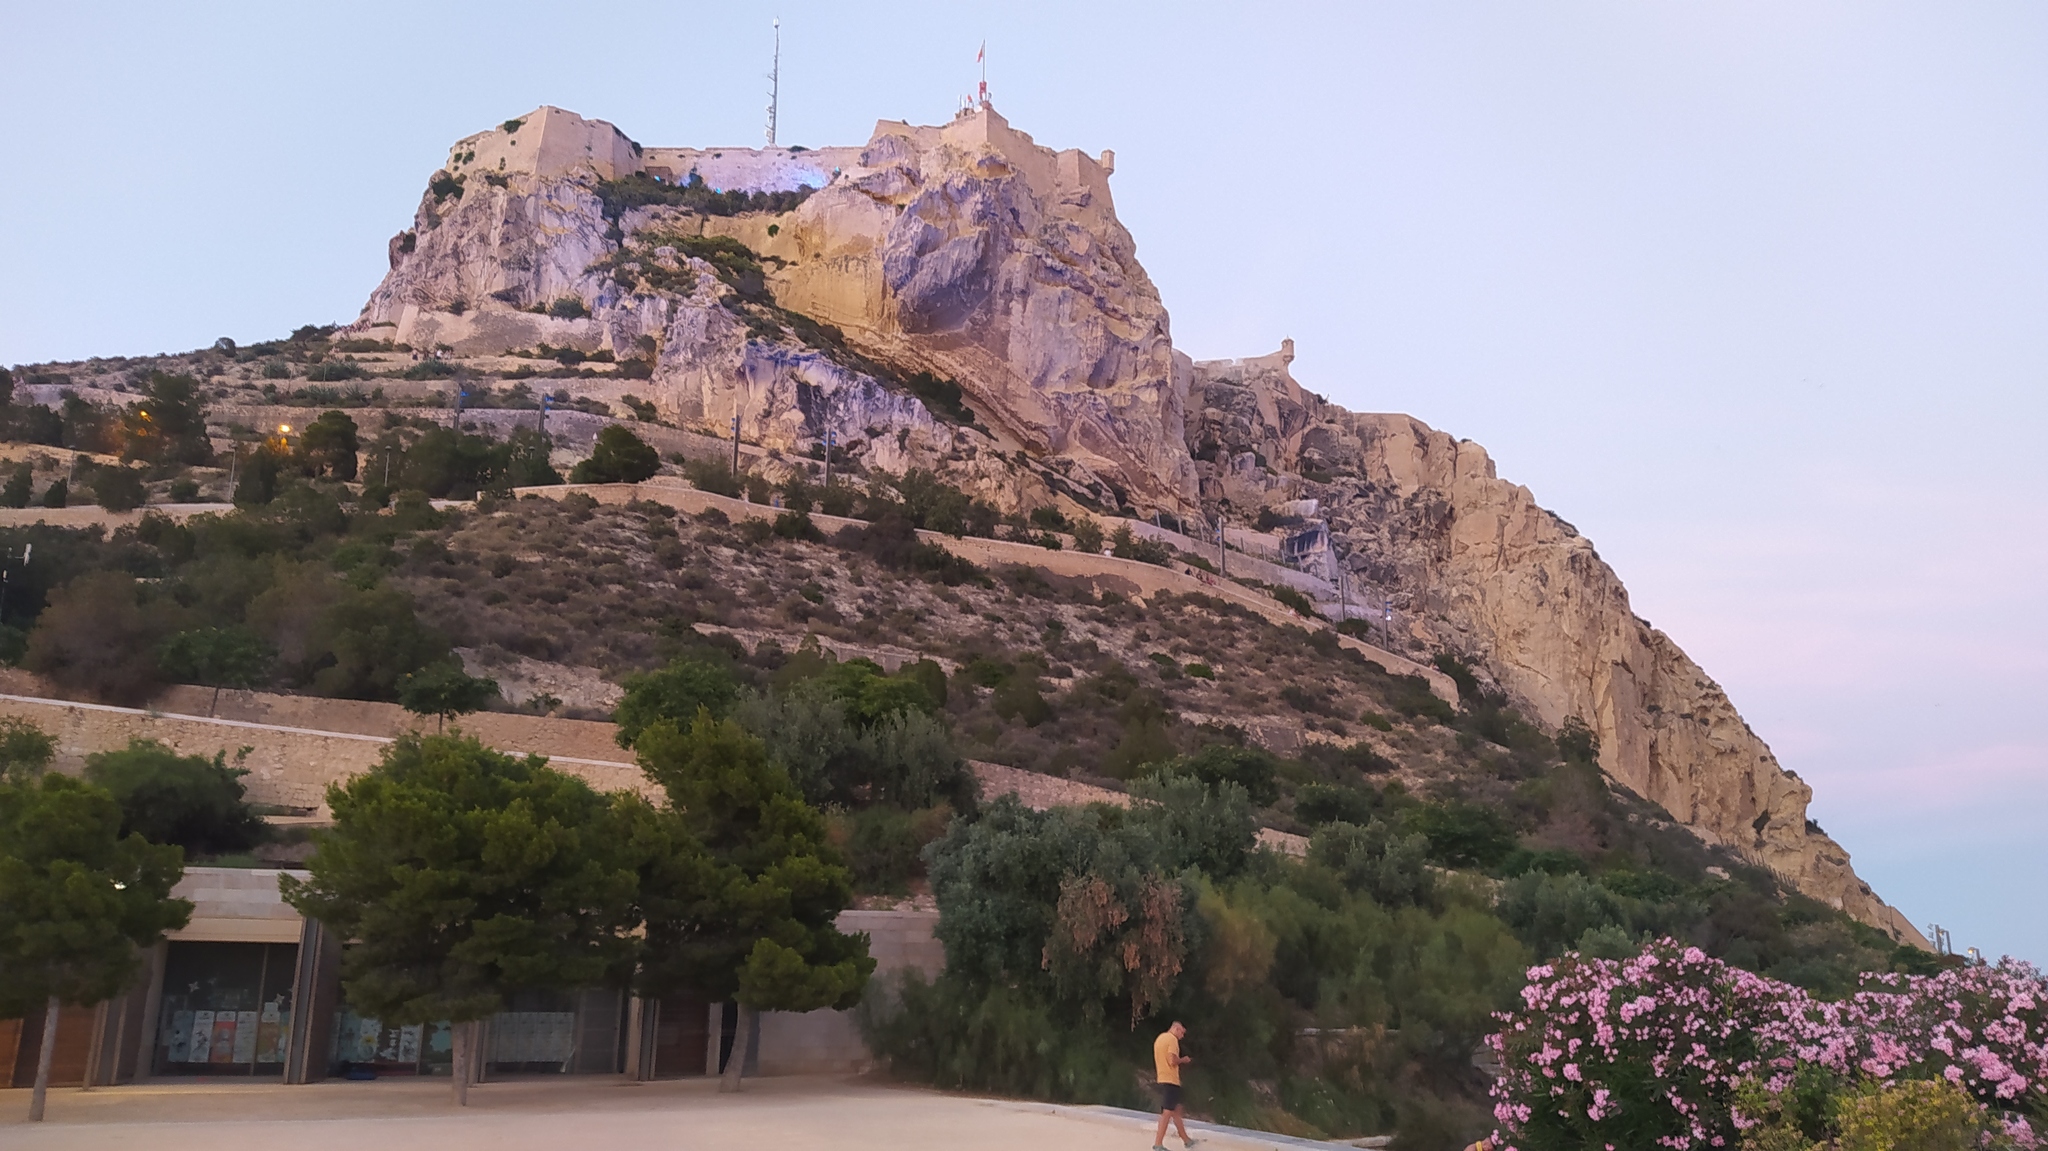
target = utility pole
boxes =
[1338,565,1349,625]
[1382,597,1393,645]
[822,429,836,490]
[764,18,781,147]
[1217,513,1227,578]
[730,413,742,479]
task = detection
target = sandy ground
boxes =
[0,1074,1352,1151]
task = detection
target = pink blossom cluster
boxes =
[1487,940,2048,1151]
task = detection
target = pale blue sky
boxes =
[4,2,2043,960]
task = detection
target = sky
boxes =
[2,2,2042,961]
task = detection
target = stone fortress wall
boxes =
[435,102,1116,210]
[443,106,642,183]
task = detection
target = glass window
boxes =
[153,942,299,1076]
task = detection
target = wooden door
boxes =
[10,1003,96,1088]
[650,993,710,1078]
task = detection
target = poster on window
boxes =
[165,1010,194,1063]
[188,1011,215,1063]
[255,1000,284,1064]
[231,1010,259,1063]
[210,1014,239,1063]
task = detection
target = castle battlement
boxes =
[438,104,1118,212]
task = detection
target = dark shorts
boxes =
[1158,1082,1183,1111]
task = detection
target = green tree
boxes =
[0,717,55,782]
[571,424,661,484]
[279,734,638,1105]
[1153,743,1282,807]
[232,446,283,506]
[397,662,501,731]
[612,657,740,747]
[1310,818,1436,907]
[122,373,212,466]
[23,571,170,704]
[38,478,66,509]
[1,464,32,509]
[83,739,265,858]
[85,463,147,512]
[0,773,190,1120]
[1405,800,1518,870]
[503,427,562,487]
[158,625,273,715]
[297,410,360,481]
[633,715,873,1091]
[246,570,449,701]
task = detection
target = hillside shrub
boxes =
[1,465,31,508]
[305,360,366,383]
[403,359,457,379]
[866,792,1529,1141]
[1109,524,1173,566]
[571,425,660,484]
[85,463,147,511]
[612,657,741,747]
[83,739,265,857]
[1272,585,1317,618]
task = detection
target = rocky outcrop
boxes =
[352,104,1196,507]
[753,108,1197,505]
[1187,350,1925,946]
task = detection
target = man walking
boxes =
[1152,1020,1195,1151]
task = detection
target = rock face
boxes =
[758,109,1196,505]
[350,104,1919,944]
[1187,350,1926,946]
[353,104,1193,506]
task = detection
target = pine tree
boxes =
[632,713,874,1090]
[0,773,190,1121]
[280,733,637,1105]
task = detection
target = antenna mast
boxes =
[765,18,781,147]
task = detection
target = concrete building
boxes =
[0,867,942,1087]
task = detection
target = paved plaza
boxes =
[0,1074,1348,1151]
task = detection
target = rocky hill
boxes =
[0,102,1919,949]
[339,103,1918,946]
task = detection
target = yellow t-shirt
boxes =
[1154,1030,1181,1085]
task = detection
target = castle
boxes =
[439,103,1115,204]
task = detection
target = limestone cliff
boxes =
[353,104,1192,508]
[1186,348,1924,946]
[349,105,1918,944]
